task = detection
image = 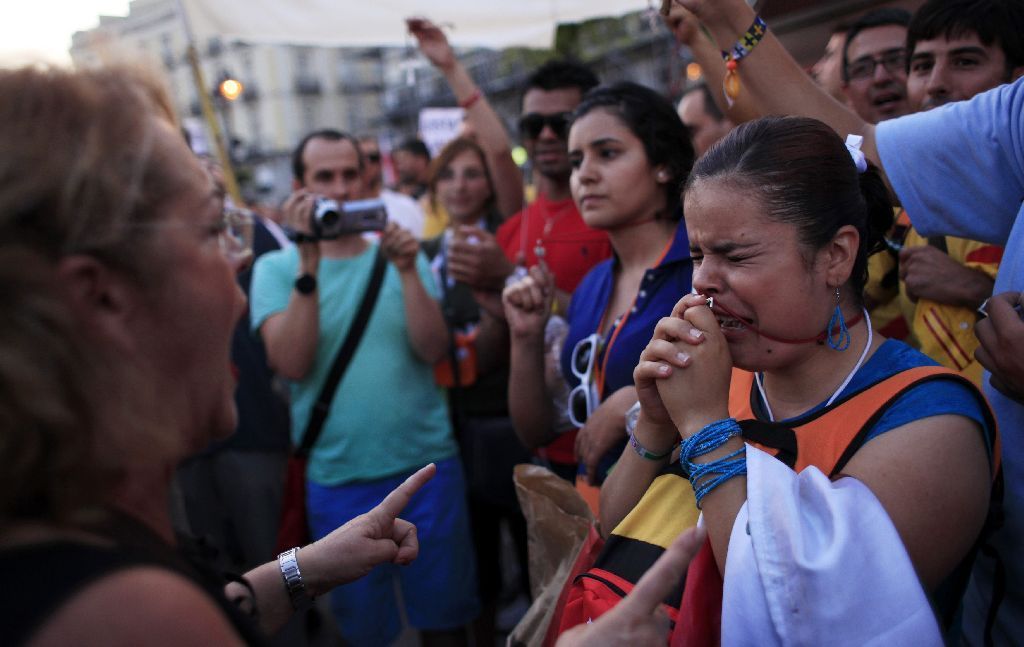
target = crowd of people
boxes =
[2,0,1023,645]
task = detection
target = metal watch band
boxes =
[277,547,313,611]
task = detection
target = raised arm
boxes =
[598,412,677,536]
[675,0,879,164]
[664,3,760,124]
[599,310,700,534]
[259,191,321,380]
[504,264,558,448]
[408,18,524,218]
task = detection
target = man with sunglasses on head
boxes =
[358,135,425,239]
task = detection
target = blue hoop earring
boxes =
[827,287,851,351]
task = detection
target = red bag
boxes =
[275,455,310,553]
[670,538,723,647]
[542,524,605,647]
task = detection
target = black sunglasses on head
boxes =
[518,112,573,140]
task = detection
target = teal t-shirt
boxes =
[250,243,456,486]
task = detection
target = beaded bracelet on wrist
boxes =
[680,418,747,508]
[720,15,768,104]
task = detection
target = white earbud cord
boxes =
[755,308,873,422]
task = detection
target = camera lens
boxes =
[319,210,339,228]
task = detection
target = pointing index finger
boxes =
[378,463,436,519]
[617,526,706,616]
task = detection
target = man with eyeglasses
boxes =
[358,135,425,239]
[839,9,915,346]
[841,8,913,124]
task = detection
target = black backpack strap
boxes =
[296,247,387,457]
[738,419,798,470]
[927,236,949,254]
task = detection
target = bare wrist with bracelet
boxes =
[625,403,676,461]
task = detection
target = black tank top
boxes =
[0,535,268,646]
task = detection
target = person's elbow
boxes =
[274,361,309,381]
[416,339,448,365]
[267,349,311,381]
[510,414,556,450]
[261,326,313,381]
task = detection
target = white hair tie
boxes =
[845,134,868,174]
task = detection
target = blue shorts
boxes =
[307,456,480,645]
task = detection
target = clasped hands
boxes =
[634,294,732,442]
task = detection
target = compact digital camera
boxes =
[310,197,388,239]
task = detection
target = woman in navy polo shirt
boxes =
[503,81,696,489]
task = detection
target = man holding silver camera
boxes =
[250,129,479,646]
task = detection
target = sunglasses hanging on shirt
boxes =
[568,333,602,428]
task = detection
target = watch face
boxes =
[295,273,317,295]
[625,400,641,431]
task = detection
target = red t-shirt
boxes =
[496,193,612,294]
[497,193,612,464]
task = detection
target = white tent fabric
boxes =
[179,0,647,49]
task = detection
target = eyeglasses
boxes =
[129,204,254,270]
[846,49,907,81]
[219,205,254,265]
[365,152,382,164]
[568,333,602,428]
[518,112,573,140]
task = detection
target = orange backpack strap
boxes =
[726,365,994,477]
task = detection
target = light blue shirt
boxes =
[877,75,1024,645]
[250,243,456,486]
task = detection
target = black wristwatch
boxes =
[294,273,317,295]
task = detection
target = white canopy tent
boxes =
[179,0,649,49]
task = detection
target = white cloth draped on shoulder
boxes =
[721,445,942,646]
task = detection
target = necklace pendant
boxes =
[534,239,546,260]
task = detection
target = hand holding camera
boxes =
[283,192,389,243]
[282,190,321,269]
[380,222,419,273]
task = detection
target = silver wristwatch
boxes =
[278,547,314,611]
[625,400,642,435]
